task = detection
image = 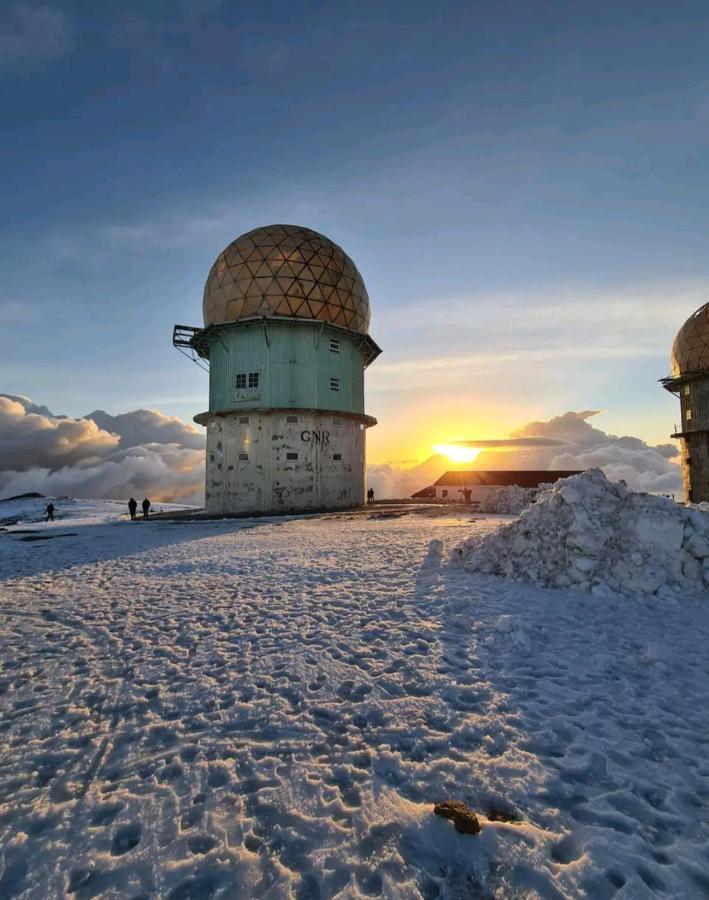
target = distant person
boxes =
[44,502,55,522]
[367,488,374,503]
[128,497,138,520]
[141,498,151,520]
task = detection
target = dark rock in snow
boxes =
[487,806,520,823]
[434,800,482,834]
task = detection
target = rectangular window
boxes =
[286,452,298,461]
[686,408,692,422]
[238,416,250,424]
[235,373,247,389]
[442,490,448,498]
[333,453,342,461]
[332,417,342,425]
[238,452,248,461]
[329,339,340,353]
[248,371,260,388]
[209,454,215,462]
[329,377,340,392]
[683,384,690,396]
[286,415,299,424]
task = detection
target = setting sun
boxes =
[433,443,481,464]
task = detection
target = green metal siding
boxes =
[207,320,365,415]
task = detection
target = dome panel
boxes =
[203,224,370,334]
[672,303,709,375]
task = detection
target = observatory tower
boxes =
[174,224,381,515]
[661,302,709,502]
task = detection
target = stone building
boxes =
[174,224,381,514]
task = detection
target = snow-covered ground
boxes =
[1,500,708,898]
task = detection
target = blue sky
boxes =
[2,0,708,462]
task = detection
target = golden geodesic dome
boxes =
[203,224,370,334]
[671,302,709,375]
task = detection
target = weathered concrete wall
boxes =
[204,410,366,514]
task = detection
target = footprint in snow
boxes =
[111,822,142,856]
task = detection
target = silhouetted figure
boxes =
[128,497,138,520]
[367,488,374,503]
[44,502,55,522]
[141,497,151,520]
[462,487,472,503]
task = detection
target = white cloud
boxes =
[483,411,681,494]
[0,444,205,506]
[0,3,75,67]
[368,410,682,498]
[0,395,204,504]
[86,408,204,451]
[0,395,118,471]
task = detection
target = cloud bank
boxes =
[0,395,205,505]
[370,411,682,499]
[0,399,682,506]
[499,411,681,494]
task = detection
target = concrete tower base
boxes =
[196,410,372,515]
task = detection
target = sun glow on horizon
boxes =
[433,444,481,464]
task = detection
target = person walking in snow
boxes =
[367,488,374,503]
[128,497,138,520]
[44,502,55,522]
[141,497,151,520]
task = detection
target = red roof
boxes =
[433,470,582,488]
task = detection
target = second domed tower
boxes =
[175,224,381,515]
[661,302,709,502]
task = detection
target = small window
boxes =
[329,339,340,353]
[686,408,692,421]
[330,377,340,392]
[286,452,298,461]
[239,452,248,461]
[238,416,250,424]
[683,384,690,396]
[248,371,259,388]
[332,417,342,425]
[333,453,342,461]
[209,454,215,462]
[442,490,448,498]
[235,373,247,389]
[286,415,299,424]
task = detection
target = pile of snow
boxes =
[478,484,535,514]
[453,468,709,597]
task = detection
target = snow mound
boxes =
[478,484,535,514]
[453,468,709,597]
